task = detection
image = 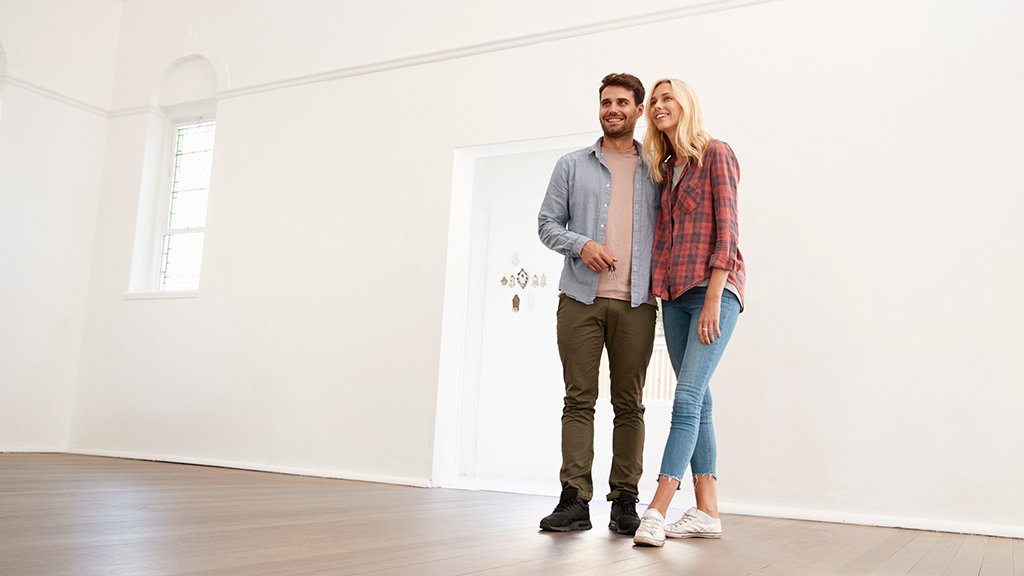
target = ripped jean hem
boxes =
[659,473,718,485]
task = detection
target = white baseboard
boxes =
[717,502,1024,540]
[67,448,430,489]
[444,475,1023,539]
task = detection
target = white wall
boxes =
[103,0,716,110]
[0,0,120,451]
[1,0,1021,537]
[690,0,1024,536]
[0,0,120,110]
[438,0,1024,537]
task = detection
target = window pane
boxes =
[177,122,216,154]
[169,187,209,230]
[160,232,205,290]
[169,121,216,229]
[173,149,214,192]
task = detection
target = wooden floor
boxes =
[0,455,1020,576]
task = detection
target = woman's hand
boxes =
[698,294,721,345]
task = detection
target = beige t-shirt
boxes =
[595,146,638,302]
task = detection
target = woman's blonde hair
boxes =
[642,78,712,183]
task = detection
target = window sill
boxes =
[124,291,199,300]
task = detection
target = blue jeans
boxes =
[659,287,740,482]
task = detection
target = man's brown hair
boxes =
[599,73,645,107]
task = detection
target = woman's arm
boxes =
[698,268,729,345]
[706,142,741,274]
[699,141,741,345]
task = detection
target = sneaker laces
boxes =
[553,494,579,513]
[616,497,637,517]
[637,513,661,535]
[667,510,699,530]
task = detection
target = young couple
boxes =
[537,73,744,547]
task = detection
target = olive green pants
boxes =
[556,294,657,502]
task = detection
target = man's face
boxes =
[599,85,641,139]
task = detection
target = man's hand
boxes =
[580,241,617,272]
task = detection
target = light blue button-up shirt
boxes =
[538,138,661,307]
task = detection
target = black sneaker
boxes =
[609,491,640,535]
[539,487,592,532]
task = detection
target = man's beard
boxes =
[601,115,635,138]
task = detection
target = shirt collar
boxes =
[590,137,645,164]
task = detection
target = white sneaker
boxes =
[664,507,722,539]
[632,509,666,547]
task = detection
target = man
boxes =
[537,73,660,535]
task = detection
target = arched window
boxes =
[129,56,219,294]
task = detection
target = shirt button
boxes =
[601,224,605,228]
[604,203,608,208]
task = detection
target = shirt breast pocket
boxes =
[680,184,703,213]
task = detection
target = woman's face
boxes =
[649,83,683,134]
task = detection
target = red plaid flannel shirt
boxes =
[650,139,745,306]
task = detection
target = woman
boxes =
[633,79,745,547]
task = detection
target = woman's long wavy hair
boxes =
[642,78,712,183]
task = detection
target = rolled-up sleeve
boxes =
[538,158,590,257]
[707,142,742,272]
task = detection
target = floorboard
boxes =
[1014,538,1024,576]
[943,534,989,576]
[0,454,1019,576]
[981,536,1015,576]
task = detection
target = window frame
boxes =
[125,98,219,298]
[152,117,215,292]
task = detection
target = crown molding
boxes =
[1,74,165,119]
[108,104,164,119]
[216,0,778,100]
[4,0,777,116]
[1,74,109,118]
